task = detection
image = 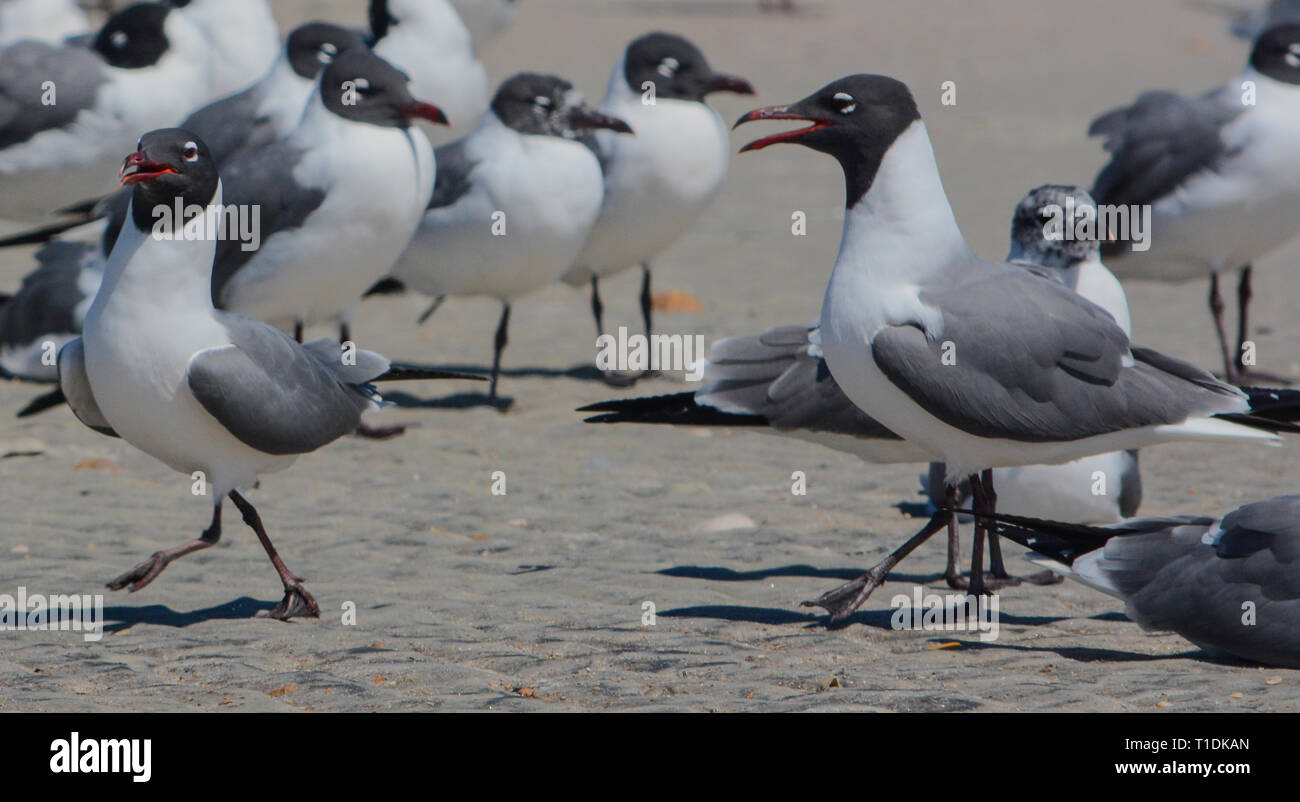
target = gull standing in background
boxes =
[562,32,753,382]
[371,0,490,138]
[383,73,631,407]
[1089,24,1300,383]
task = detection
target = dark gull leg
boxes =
[417,295,446,326]
[1210,273,1237,383]
[1232,265,1293,384]
[637,263,659,381]
[107,503,222,592]
[590,276,605,339]
[488,302,513,410]
[293,321,303,344]
[228,490,318,620]
[943,483,964,589]
[801,509,952,624]
[972,470,1060,587]
[966,472,992,598]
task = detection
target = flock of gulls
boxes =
[1,0,1300,671]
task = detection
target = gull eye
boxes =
[657,56,679,79]
[318,42,338,64]
[111,30,128,48]
[832,91,857,115]
[182,141,199,162]
[535,95,552,109]
[1287,43,1300,68]
[354,77,371,93]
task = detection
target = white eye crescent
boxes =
[182,141,199,162]
[111,31,128,48]
[833,91,856,115]
[1287,43,1300,68]
[318,42,338,64]
[657,56,679,79]
[535,95,552,108]
[354,77,371,92]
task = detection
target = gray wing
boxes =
[1081,498,1300,668]
[1089,87,1244,208]
[870,262,1245,442]
[179,83,276,168]
[209,142,327,304]
[698,324,903,440]
[427,138,479,210]
[0,240,99,353]
[56,338,117,437]
[0,40,107,149]
[186,314,392,455]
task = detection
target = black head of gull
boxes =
[491,73,632,138]
[1008,184,1100,270]
[734,74,920,207]
[320,50,449,128]
[1249,22,1300,83]
[622,32,754,102]
[120,127,218,234]
[286,22,369,80]
[92,1,172,69]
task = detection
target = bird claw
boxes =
[268,582,319,620]
[106,551,170,593]
[801,569,886,624]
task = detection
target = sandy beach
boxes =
[2,0,1299,712]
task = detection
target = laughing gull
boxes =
[733,74,1300,604]
[449,0,517,49]
[371,0,490,138]
[579,186,1143,618]
[7,21,370,250]
[66,128,477,619]
[561,32,753,381]
[380,73,631,407]
[173,0,280,100]
[986,497,1300,669]
[0,0,89,46]
[927,185,1142,528]
[1089,23,1300,383]
[210,49,444,350]
[0,0,277,221]
[179,21,369,169]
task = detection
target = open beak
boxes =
[733,105,829,152]
[399,101,450,126]
[567,107,633,134]
[702,73,755,96]
[119,151,178,186]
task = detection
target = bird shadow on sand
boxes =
[935,637,1250,667]
[380,362,620,410]
[657,603,1069,631]
[100,596,279,632]
[657,563,944,586]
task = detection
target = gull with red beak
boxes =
[561,32,754,383]
[65,129,480,619]
[376,73,633,408]
[733,75,1300,611]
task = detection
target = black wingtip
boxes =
[576,392,767,427]
[0,211,99,248]
[1214,412,1300,434]
[17,387,67,417]
[54,196,104,217]
[375,364,486,382]
[1239,386,1300,423]
[363,277,407,298]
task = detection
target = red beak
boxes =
[120,151,178,186]
[398,101,449,126]
[733,105,829,153]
